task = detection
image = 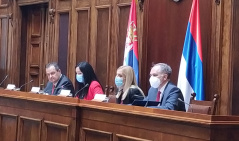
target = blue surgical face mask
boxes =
[76,74,84,83]
[115,76,124,88]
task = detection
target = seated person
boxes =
[115,66,145,104]
[75,61,104,100]
[145,63,186,111]
[43,62,75,96]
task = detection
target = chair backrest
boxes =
[107,95,116,103]
[188,93,219,115]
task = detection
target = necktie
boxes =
[156,91,161,102]
[52,85,55,95]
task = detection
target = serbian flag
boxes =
[123,0,139,84]
[177,0,205,109]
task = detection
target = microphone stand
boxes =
[75,84,89,98]
[0,75,8,87]
[15,80,33,91]
[144,97,150,107]
[178,98,193,112]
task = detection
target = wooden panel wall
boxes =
[142,0,212,94]
[141,0,236,115]
[20,7,28,89]
[69,0,134,93]
[76,9,90,62]
[26,6,46,89]
[0,0,238,115]
[232,0,239,115]
[95,7,111,89]
[117,5,130,68]
[54,0,71,76]
[58,13,69,75]
[208,0,233,115]
[0,0,140,95]
[0,18,8,87]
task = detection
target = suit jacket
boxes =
[116,86,145,104]
[43,75,75,96]
[145,81,186,111]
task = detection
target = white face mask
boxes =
[149,76,161,88]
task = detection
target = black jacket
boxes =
[43,75,75,96]
[116,86,144,104]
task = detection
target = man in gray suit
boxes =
[145,63,185,111]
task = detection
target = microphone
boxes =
[15,80,33,91]
[178,98,193,112]
[0,75,8,86]
[75,83,89,98]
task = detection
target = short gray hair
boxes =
[46,62,60,71]
[154,63,172,78]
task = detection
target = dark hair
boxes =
[46,62,60,71]
[76,61,103,98]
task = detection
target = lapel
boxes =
[53,75,64,95]
[48,82,54,94]
[149,87,158,101]
[160,82,171,104]
[55,75,64,88]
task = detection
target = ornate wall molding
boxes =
[215,0,220,5]
[49,9,55,24]
[139,0,144,11]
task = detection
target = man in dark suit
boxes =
[43,62,75,96]
[145,63,185,111]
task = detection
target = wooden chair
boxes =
[105,85,116,103]
[107,95,116,103]
[188,93,219,115]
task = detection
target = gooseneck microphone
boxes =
[0,75,8,86]
[75,83,89,98]
[178,98,193,112]
[16,80,34,91]
[144,97,150,107]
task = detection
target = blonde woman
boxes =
[115,66,145,104]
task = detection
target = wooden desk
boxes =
[0,90,238,141]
